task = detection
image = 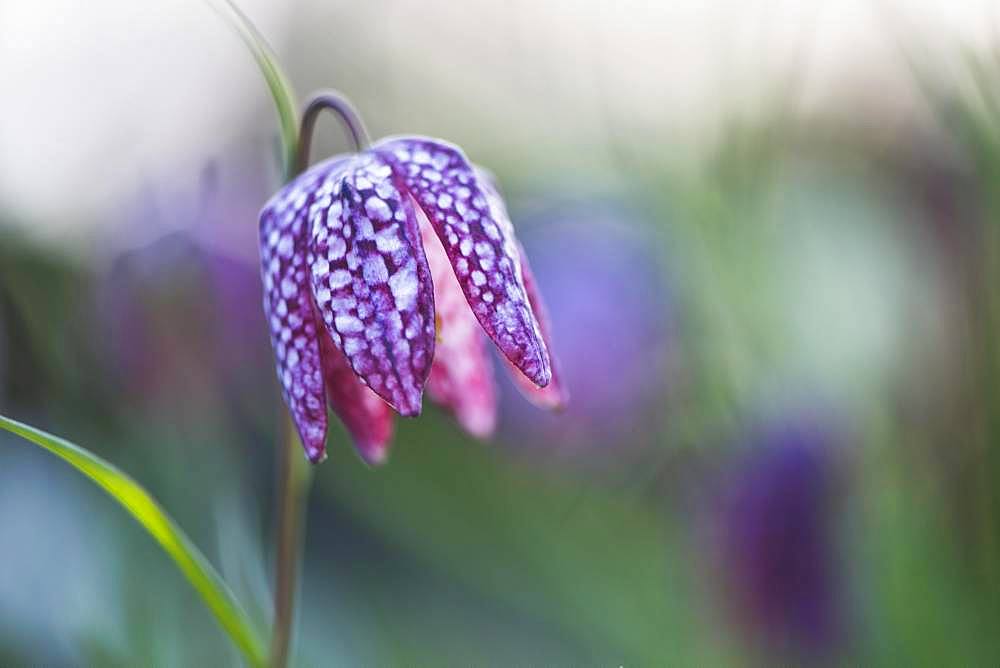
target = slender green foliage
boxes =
[0,415,268,667]
[204,5,312,666]
[207,0,300,178]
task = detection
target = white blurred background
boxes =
[1,0,996,244]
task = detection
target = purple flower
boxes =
[99,232,269,406]
[496,200,672,455]
[259,137,565,463]
[710,418,845,658]
[97,168,272,409]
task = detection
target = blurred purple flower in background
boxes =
[260,137,565,463]
[708,417,846,660]
[101,233,267,400]
[498,198,672,456]
[97,168,271,416]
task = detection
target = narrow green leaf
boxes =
[0,414,268,667]
[207,0,300,179]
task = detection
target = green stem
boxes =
[205,5,314,665]
[207,0,300,178]
[270,418,313,668]
[206,11,376,667]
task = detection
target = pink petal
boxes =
[373,137,551,387]
[260,166,337,463]
[418,207,498,438]
[308,154,436,417]
[504,242,569,410]
[318,329,395,465]
[475,168,568,409]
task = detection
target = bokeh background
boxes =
[3,0,1000,664]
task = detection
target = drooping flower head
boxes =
[260,96,565,463]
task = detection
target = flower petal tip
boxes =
[462,416,497,440]
[428,401,495,439]
[396,400,423,418]
[373,137,551,391]
[303,442,328,464]
[357,443,390,467]
[260,172,333,468]
[502,347,567,412]
[506,349,553,390]
[546,387,571,413]
[534,365,553,388]
[531,381,569,412]
[391,380,426,417]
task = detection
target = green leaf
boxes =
[0,414,268,667]
[207,0,300,179]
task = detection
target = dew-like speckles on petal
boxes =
[375,225,403,253]
[329,269,351,289]
[335,313,365,333]
[307,152,436,415]
[328,237,346,260]
[365,196,392,222]
[388,259,419,311]
[277,234,294,258]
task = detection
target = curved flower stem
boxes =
[271,416,313,668]
[295,90,371,174]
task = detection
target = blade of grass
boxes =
[0,414,268,667]
[205,5,312,666]
[206,0,300,179]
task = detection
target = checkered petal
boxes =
[260,164,345,462]
[318,331,394,465]
[373,137,551,388]
[307,153,436,416]
[503,242,568,409]
[419,208,498,438]
[475,168,568,409]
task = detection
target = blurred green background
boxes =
[3,1,1000,665]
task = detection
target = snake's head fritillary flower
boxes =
[260,134,565,463]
